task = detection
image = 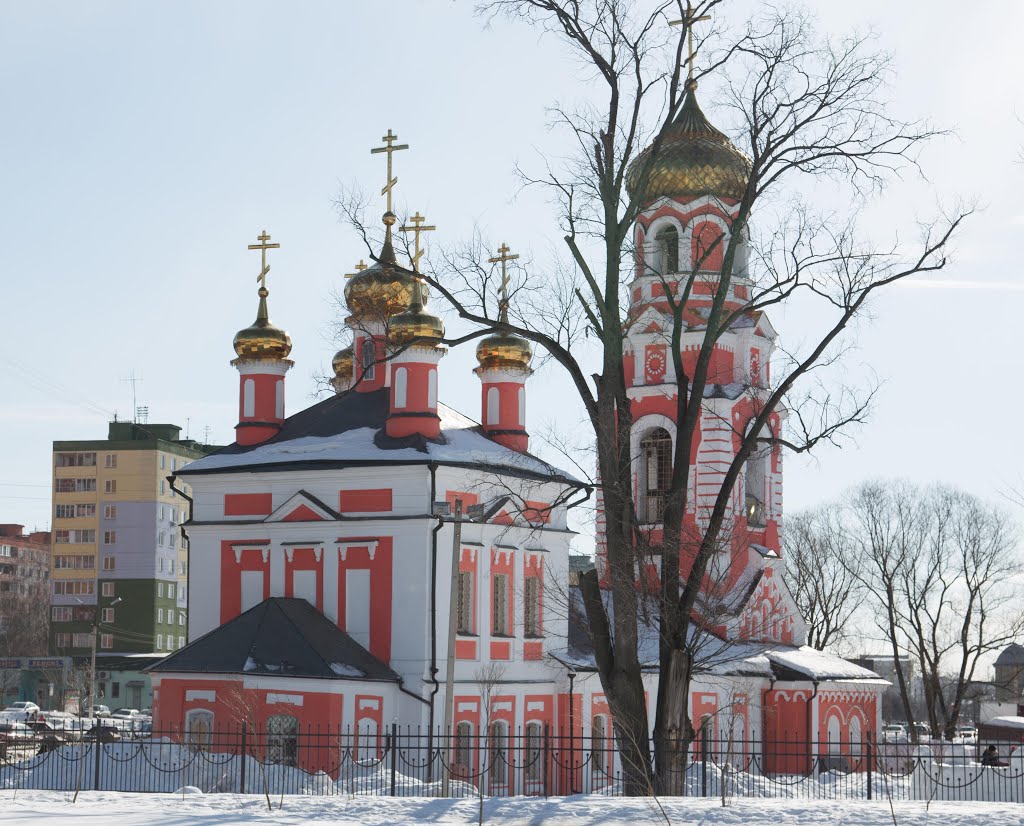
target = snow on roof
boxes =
[986,716,1024,731]
[179,389,581,485]
[765,646,884,682]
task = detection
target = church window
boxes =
[356,717,380,759]
[185,709,213,752]
[486,387,500,425]
[266,714,299,767]
[492,573,508,635]
[428,369,438,408]
[525,722,543,782]
[361,339,376,380]
[517,387,525,426]
[274,379,284,419]
[826,713,841,755]
[489,721,508,791]
[457,570,474,634]
[243,379,255,417]
[592,714,608,775]
[850,715,862,756]
[455,722,473,773]
[394,367,408,409]
[653,225,679,275]
[524,575,541,637]
[638,428,672,523]
[745,444,769,527]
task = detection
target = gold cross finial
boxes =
[247,229,281,291]
[488,242,520,321]
[344,259,370,279]
[400,211,436,272]
[669,2,711,86]
[370,128,409,214]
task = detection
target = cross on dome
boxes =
[248,229,280,292]
[669,1,711,87]
[370,129,409,214]
[400,211,436,272]
[488,242,520,321]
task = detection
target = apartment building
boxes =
[50,421,214,656]
[0,523,50,597]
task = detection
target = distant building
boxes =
[852,655,915,722]
[49,421,215,657]
[979,643,1024,723]
[0,523,50,597]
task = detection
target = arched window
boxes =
[357,718,380,760]
[486,387,500,425]
[638,428,672,523]
[849,715,863,756]
[360,339,376,380]
[266,714,299,767]
[427,369,438,409]
[592,714,608,776]
[517,387,525,426]
[745,445,769,527]
[274,379,284,419]
[455,721,473,774]
[185,709,213,752]
[652,225,679,275]
[525,721,543,783]
[242,379,255,418]
[826,713,842,756]
[489,720,508,791]
[394,367,408,409]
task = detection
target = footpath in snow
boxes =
[0,791,1022,826]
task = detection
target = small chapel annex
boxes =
[150,87,886,783]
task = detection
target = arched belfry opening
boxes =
[652,225,679,276]
[638,427,672,523]
[744,429,771,527]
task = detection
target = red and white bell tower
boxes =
[231,230,293,447]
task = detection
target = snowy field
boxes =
[0,791,1022,825]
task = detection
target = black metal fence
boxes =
[1,726,1022,801]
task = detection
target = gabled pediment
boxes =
[264,490,341,523]
[730,563,807,646]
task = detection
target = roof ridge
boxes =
[275,598,338,676]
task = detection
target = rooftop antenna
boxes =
[202,425,212,445]
[135,406,149,424]
[185,417,191,440]
[121,371,143,423]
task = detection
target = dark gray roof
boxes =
[146,598,399,682]
[996,643,1024,667]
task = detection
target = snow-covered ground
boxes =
[0,791,1021,825]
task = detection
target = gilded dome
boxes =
[332,345,354,380]
[344,213,423,322]
[475,330,532,371]
[626,85,750,204]
[233,288,293,361]
[388,278,445,346]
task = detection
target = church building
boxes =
[149,91,885,783]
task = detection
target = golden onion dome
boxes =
[475,330,532,371]
[344,212,423,322]
[331,344,354,380]
[388,278,445,346]
[233,288,293,360]
[626,85,750,204]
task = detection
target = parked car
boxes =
[89,705,111,718]
[2,702,40,721]
[956,726,978,744]
[24,720,65,754]
[880,724,906,742]
[83,722,122,743]
[910,722,930,740]
[110,708,142,719]
[0,720,35,757]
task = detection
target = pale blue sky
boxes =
[2,0,1022,550]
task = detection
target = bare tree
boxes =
[846,481,1023,739]
[783,505,863,652]
[0,589,50,658]
[323,0,968,793]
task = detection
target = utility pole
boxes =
[442,498,463,794]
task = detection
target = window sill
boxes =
[523,635,544,641]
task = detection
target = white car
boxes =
[2,702,40,721]
[880,724,907,742]
[109,708,142,719]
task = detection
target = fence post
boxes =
[93,729,102,791]
[390,723,398,797]
[700,733,708,798]
[240,722,247,795]
[865,732,872,801]
[543,724,550,798]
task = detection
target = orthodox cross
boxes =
[247,230,280,290]
[400,211,436,272]
[669,2,711,85]
[344,259,369,279]
[370,129,409,213]
[488,242,519,320]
